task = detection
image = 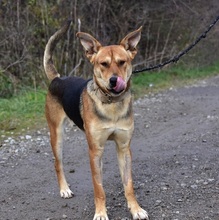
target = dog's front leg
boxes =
[86,133,109,220]
[115,136,149,220]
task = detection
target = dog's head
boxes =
[76,27,142,96]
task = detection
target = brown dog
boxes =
[44,20,148,220]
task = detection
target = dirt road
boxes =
[1,76,219,220]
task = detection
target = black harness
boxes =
[49,76,91,130]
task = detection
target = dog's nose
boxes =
[109,76,117,88]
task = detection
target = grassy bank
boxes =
[0,89,47,138]
[132,63,219,98]
[1,63,219,138]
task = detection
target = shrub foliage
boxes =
[0,0,219,97]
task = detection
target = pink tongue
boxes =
[113,76,126,92]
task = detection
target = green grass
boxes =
[0,62,219,137]
[0,89,47,137]
[132,62,219,98]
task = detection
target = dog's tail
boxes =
[43,20,71,81]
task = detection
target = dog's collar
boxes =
[89,81,130,104]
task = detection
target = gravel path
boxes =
[1,76,219,220]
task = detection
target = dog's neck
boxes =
[88,80,130,104]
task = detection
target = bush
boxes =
[0,0,219,97]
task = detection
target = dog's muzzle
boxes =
[109,76,126,93]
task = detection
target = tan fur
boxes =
[44,21,149,220]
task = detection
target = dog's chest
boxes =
[82,88,133,133]
[94,101,131,122]
[84,81,133,123]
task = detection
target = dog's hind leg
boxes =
[115,134,149,220]
[45,94,73,198]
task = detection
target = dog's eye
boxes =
[118,60,125,66]
[101,62,108,67]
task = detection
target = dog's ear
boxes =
[76,32,102,61]
[120,26,142,59]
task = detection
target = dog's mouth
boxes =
[109,76,126,95]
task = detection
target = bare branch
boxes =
[68,58,83,76]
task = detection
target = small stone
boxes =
[155,200,162,206]
[62,203,68,208]
[25,135,32,140]
[191,184,198,189]
[180,183,186,187]
[161,186,168,191]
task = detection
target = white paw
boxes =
[93,213,109,220]
[132,208,149,220]
[60,188,74,198]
